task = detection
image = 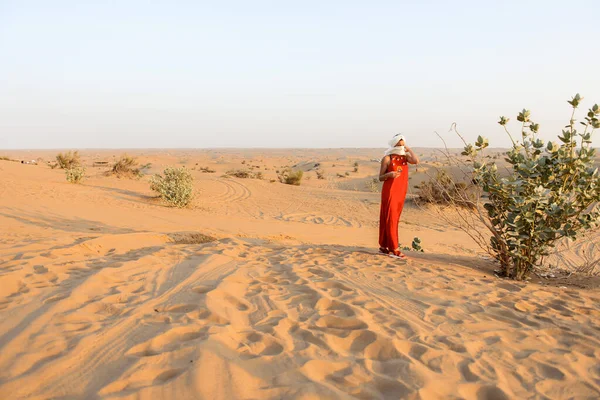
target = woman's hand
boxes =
[405,146,419,165]
[379,155,403,181]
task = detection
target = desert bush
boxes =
[0,156,11,161]
[316,169,325,180]
[416,170,476,209]
[277,168,303,185]
[168,232,216,244]
[368,178,380,192]
[458,94,600,280]
[226,169,262,179]
[56,151,81,169]
[65,166,86,184]
[109,154,143,178]
[150,167,194,208]
[199,166,216,173]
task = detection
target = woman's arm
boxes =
[405,146,420,165]
[379,156,400,181]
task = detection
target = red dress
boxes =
[379,154,409,252]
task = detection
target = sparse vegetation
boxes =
[368,178,380,192]
[65,166,86,184]
[199,166,216,173]
[415,170,475,208]
[56,151,81,169]
[150,167,194,208]
[108,154,144,178]
[0,156,11,161]
[277,168,303,185]
[225,169,263,179]
[316,169,325,180]
[168,232,216,244]
[353,162,359,172]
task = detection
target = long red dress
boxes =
[379,154,409,252]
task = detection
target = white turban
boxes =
[384,134,406,157]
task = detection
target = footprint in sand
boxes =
[43,292,69,304]
[153,368,185,384]
[316,315,367,330]
[192,284,215,294]
[127,327,208,357]
[237,332,284,358]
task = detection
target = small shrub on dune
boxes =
[56,151,81,169]
[400,237,425,253]
[109,154,143,178]
[277,168,303,185]
[150,167,194,208]
[65,166,86,184]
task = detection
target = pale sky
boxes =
[1,1,599,149]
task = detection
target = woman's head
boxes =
[388,134,405,148]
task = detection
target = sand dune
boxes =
[1,151,600,399]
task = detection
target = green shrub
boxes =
[401,237,425,253]
[56,151,80,169]
[65,166,86,184]
[150,167,194,208]
[278,168,303,185]
[462,94,600,280]
[411,237,424,252]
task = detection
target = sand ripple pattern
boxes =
[1,235,600,399]
[277,212,362,228]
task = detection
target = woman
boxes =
[379,134,420,259]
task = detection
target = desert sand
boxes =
[1,149,599,400]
